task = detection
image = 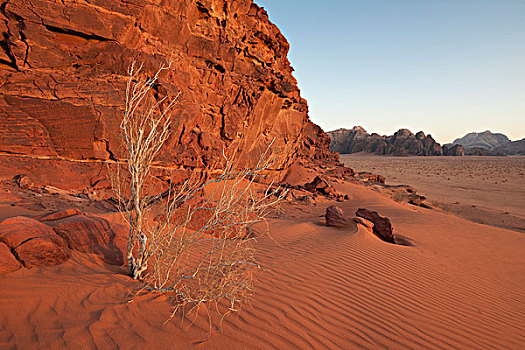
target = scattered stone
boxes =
[0,216,70,267]
[304,176,337,197]
[357,172,386,184]
[13,174,33,190]
[325,167,355,179]
[355,208,396,244]
[325,205,348,228]
[0,242,21,274]
[300,195,316,205]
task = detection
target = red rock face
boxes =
[0,216,70,267]
[0,0,337,188]
[44,213,128,266]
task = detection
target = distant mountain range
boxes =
[448,131,525,156]
[328,127,524,156]
[327,127,458,156]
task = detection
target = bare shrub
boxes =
[111,61,284,317]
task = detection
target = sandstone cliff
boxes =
[0,0,336,188]
[328,127,445,156]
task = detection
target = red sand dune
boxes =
[1,182,523,349]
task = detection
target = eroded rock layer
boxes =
[0,0,336,187]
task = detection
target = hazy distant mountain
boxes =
[451,131,524,156]
[327,127,446,156]
[452,131,510,150]
[491,138,525,156]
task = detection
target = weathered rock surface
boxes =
[0,242,21,274]
[36,208,83,222]
[355,208,396,244]
[442,144,464,156]
[325,205,348,228]
[328,127,446,156]
[0,0,337,189]
[43,212,127,266]
[463,146,492,156]
[0,216,70,267]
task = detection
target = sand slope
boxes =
[1,182,524,349]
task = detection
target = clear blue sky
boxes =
[254,0,525,143]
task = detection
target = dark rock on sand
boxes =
[325,205,348,228]
[355,208,396,244]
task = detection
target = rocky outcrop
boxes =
[442,144,464,156]
[43,212,127,266]
[0,216,70,267]
[327,127,445,156]
[0,209,130,272]
[0,0,337,189]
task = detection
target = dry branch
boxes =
[111,60,285,318]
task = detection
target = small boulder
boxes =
[325,205,348,228]
[0,242,21,274]
[355,208,396,244]
[0,216,70,267]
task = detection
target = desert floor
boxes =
[1,178,524,349]
[341,154,525,233]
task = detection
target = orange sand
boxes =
[0,182,524,349]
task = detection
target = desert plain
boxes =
[341,154,525,233]
[0,156,524,349]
